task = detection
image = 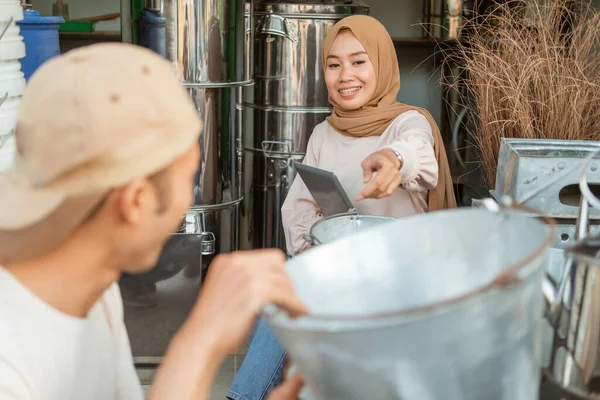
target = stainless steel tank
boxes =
[122,0,250,371]
[175,0,250,86]
[241,0,369,253]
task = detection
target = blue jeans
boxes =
[227,319,286,400]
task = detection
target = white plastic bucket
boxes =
[0,60,26,97]
[0,0,25,172]
[0,134,15,171]
[0,0,24,22]
[0,24,26,60]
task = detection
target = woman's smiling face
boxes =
[324,29,377,111]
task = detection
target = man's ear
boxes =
[111,178,156,225]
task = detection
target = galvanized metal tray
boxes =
[494,138,600,219]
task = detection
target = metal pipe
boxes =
[145,0,162,12]
[120,0,132,43]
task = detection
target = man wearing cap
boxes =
[0,43,306,399]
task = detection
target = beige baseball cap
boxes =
[0,43,202,262]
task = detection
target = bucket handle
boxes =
[0,92,7,108]
[302,234,319,246]
[0,129,14,149]
[255,14,298,43]
[480,196,560,305]
[0,17,13,42]
[290,235,317,258]
[261,140,293,159]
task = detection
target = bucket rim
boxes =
[309,213,398,245]
[266,207,556,326]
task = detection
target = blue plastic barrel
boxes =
[17,9,64,81]
[138,9,167,58]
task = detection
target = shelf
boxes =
[59,31,122,42]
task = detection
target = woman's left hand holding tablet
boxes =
[357,149,402,201]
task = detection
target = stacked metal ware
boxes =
[480,139,600,249]
[241,0,369,252]
[121,0,252,376]
[170,0,251,274]
[472,138,600,399]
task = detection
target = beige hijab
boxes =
[322,15,456,211]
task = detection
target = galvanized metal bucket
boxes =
[265,208,554,400]
[308,213,397,245]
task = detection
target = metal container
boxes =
[242,1,369,251]
[172,0,250,86]
[163,0,177,65]
[308,214,397,245]
[241,147,303,251]
[494,138,600,220]
[122,203,239,365]
[244,0,253,86]
[541,152,600,398]
[129,208,217,285]
[253,1,369,107]
[188,86,241,205]
[243,103,330,153]
[265,208,554,400]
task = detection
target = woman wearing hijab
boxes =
[227,15,456,400]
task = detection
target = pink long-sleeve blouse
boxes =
[281,110,439,255]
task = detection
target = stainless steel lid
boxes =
[254,0,369,17]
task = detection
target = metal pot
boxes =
[265,207,554,400]
[308,213,397,245]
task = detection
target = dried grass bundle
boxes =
[449,0,600,187]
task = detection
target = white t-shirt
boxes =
[0,267,144,400]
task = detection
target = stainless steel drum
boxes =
[253,1,369,107]
[242,147,303,250]
[188,86,241,205]
[309,214,397,245]
[122,204,238,364]
[188,85,242,264]
[124,0,249,382]
[265,208,554,400]
[241,0,369,251]
[172,0,250,86]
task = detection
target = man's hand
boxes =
[268,374,305,400]
[188,249,308,359]
[357,149,402,201]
